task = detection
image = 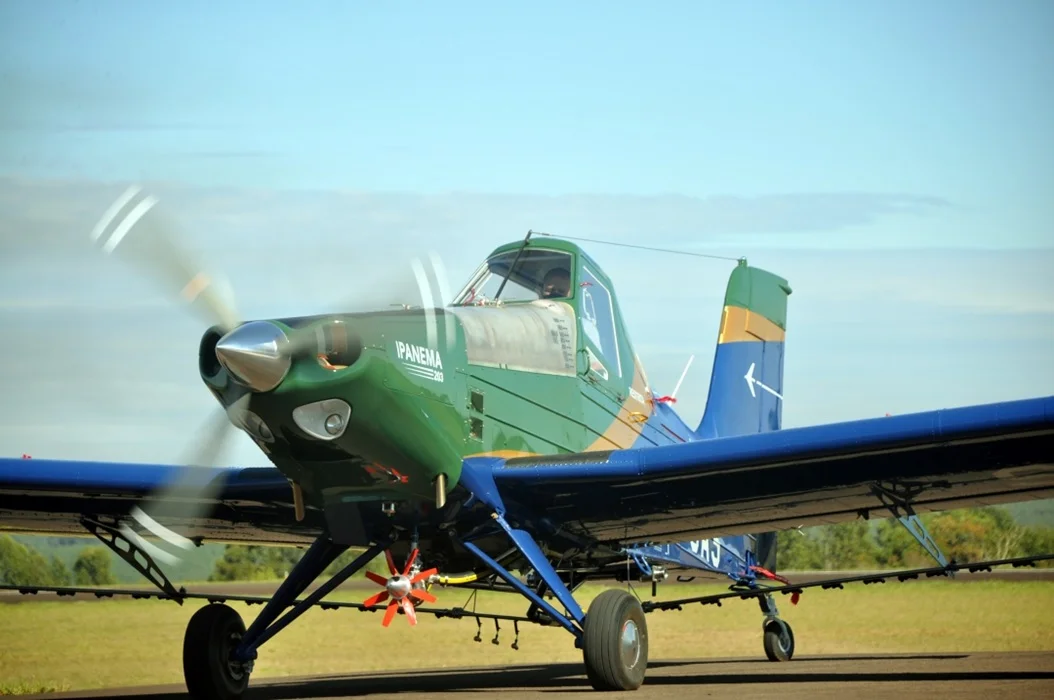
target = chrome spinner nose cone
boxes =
[215,321,291,392]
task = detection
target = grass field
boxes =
[2,580,1053,695]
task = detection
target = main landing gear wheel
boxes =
[763,617,795,662]
[183,603,251,700]
[582,589,649,691]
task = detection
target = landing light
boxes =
[292,399,352,441]
[243,411,276,442]
[231,409,276,444]
[324,414,344,435]
[258,421,274,441]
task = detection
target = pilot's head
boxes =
[542,267,571,299]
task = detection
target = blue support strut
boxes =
[461,537,583,638]
[898,514,949,568]
[872,483,950,570]
[457,458,585,638]
[497,515,585,623]
[233,538,390,661]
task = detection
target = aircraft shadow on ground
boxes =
[65,663,594,700]
[47,654,1054,700]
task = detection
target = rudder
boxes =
[754,531,778,573]
[697,261,791,439]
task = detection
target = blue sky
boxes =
[1,1,1052,470]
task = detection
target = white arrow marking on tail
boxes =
[744,362,783,401]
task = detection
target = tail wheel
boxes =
[763,618,795,662]
[183,603,250,700]
[582,589,649,691]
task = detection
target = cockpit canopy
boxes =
[453,248,574,306]
[449,239,634,388]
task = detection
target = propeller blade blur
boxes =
[90,185,241,333]
[126,395,249,564]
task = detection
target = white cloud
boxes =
[0,297,172,311]
[1,176,1049,466]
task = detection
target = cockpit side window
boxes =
[453,249,575,306]
[579,264,622,378]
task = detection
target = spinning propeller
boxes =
[90,185,241,333]
[362,548,438,626]
[87,185,455,564]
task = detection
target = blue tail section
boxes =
[626,265,792,583]
[697,263,791,439]
[624,534,781,586]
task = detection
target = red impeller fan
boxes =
[363,548,438,627]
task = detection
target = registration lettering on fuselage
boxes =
[687,538,722,567]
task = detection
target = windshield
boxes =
[453,248,574,305]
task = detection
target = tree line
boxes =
[207,544,393,581]
[775,506,1054,570]
[0,536,116,586]
[207,506,1054,580]
[3,507,1052,586]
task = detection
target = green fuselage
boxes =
[199,239,690,515]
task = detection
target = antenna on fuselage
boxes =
[533,232,745,264]
[531,232,733,407]
[669,354,695,402]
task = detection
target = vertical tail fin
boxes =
[755,531,779,573]
[697,261,791,438]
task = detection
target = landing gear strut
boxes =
[456,460,654,691]
[462,528,651,691]
[759,593,794,661]
[180,536,391,700]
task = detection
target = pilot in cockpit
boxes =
[541,267,571,299]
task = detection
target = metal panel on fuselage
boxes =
[462,367,586,456]
[451,302,587,456]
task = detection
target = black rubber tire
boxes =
[582,589,649,691]
[763,618,795,662]
[183,603,251,700]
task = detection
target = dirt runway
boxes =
[21,651,1054,700]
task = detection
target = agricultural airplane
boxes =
[2,186,1053,700]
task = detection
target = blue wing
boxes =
[481,395,1054,543]
[0,458,321,545]
[4,396,1052,549]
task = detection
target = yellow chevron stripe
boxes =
[583,354,653,451]
[718,305,786,343]
[464,449,540,459]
